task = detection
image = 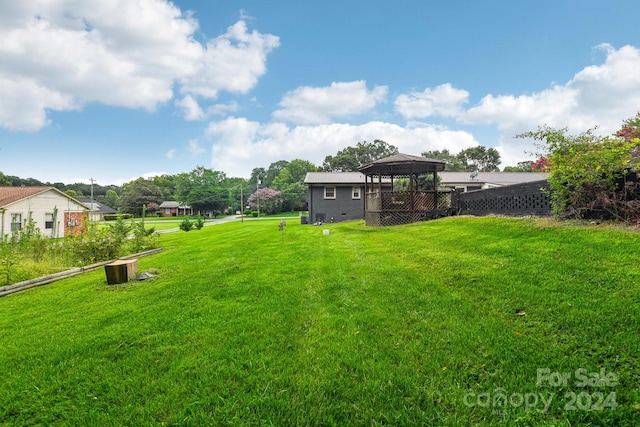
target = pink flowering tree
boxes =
[247,187,283,215]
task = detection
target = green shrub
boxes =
[252,211,259,218]
[180,219,194,232]
[104,214,133,221]
[195,217,205,230]
[520,124,640,220]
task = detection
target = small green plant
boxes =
[108,216,132,243]
[278,219,286,242]
[0,238,17,285]
[194,217,205,230]
[180,218,194,232]
[129,221,157,253]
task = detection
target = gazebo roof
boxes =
[358,153,446,176]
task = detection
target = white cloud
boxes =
[394,83,469,119]
[205,117,477,177]
[175,96,239,121]
[461,44,640,134]
[188,139,206,155]
[273,81,388,124]
[0,75,79,131]
[165,149,177,160]
[180,20,280,98]
[207,101,239,117]
[175,95,205,121]
[0,1,278,131]
[372,44,640,169]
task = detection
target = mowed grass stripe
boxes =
[0,217,638,425]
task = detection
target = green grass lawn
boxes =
[0,217,638,426]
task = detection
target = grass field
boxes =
[0,217,638,425]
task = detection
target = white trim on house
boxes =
[352,186,361,199]
[324,186,336,199]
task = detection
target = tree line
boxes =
[2,140,533,217]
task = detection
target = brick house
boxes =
[158,201,193,217]
[0,187,88,239]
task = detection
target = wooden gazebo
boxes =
[358,153,453,226]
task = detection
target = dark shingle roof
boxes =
[78,199,117,214]
[358,153,446,175]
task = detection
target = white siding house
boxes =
[0,187,88,239]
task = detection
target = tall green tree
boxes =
[0,171,12,186]
[153,174,179,200]
[271,159,317,211]
[264,160,289,188]
[223,177,249,213]
[322,139,399,172]
[119,178,165,216]
[104,189,119,208]
[457,146,501,172]
[176,166,229,216]
[249,167,266,187]
[422,149,465,171]
[503,161,534,172]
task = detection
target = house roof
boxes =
[159,201,191,209]
[0,186,87,210]
[0,187,51,207]
[304,172,392,185]
[78,199,117,214]
[439,172,549,186]
[358,153,446,176]
[304,171,549,187]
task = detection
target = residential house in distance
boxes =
[0,187,88,238]
[79,199,117,221]
[439,171,549,192]
[158,201,193,217]
[305,170,549,223]
[304,172,391,223]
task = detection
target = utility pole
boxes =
[90,178,95,221]
[256,178,261,217]
[240,185,244,223]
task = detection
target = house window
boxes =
[324,186,336,199]
[352,186,361,199]
[11,213,22,232]
[45,213,54,229]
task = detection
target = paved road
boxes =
[151,216,296,234]
[152,216,239,234]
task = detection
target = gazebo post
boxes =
[377,174,382,211]
[433,171,438,209]
[409,172,415,212]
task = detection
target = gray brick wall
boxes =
[308,185,365,223]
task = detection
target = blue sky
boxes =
[2,1,640,185]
